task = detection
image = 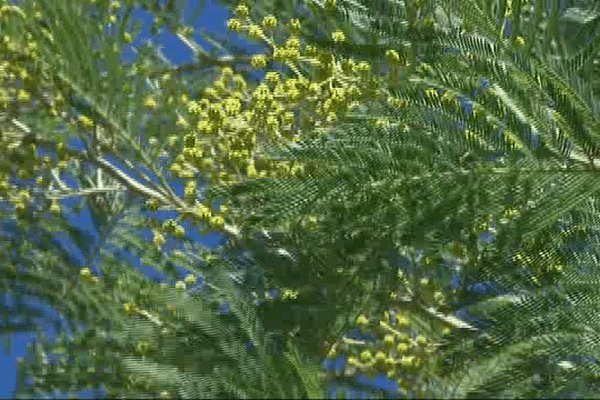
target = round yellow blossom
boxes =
[289,19,301,32]
[332,30,346,43]
[305,45,318,57]
[248,24,263,39]
[273,48,286,62]
[416,335,427,347]
[204,88,219,99]
[107,14,117,24]
[194,204,211,221]
[187,101,201,115]
[124,302,135,314]
[282,111,295,126]
[174,225,185,238]
[282,288,299,301]
[78,115,94,130]
[296,77,309,90]
[220,66,233,80]
[80,268,91,278]
[262,15,277,29]
[425,88,438,99]
[144,96,158,110]
[19,190,31,203]
[287,47,300,62]
[53,92,65,107]
[89,276,99,284]
[386,49,401,64]
[0,5,26,20]
[384,335,395,347]
[235,4,248,18]
[397,343,410,354]
[374,351,386,365]
[308,82,321,96]
[184,181,196,198]
[396,314,410,328]
[175,280,186,290]
[400,355,415,369]
[169,163,182,174]
[14,201,26,214]
[50,201,61,215]
[223,98,241,115]
[515,36,526,47]
[0,179,9,193]
[348,356,358,366]
[265,71,280,85]
[184,274,196,285]
[123,32,132,43]
[326,345,337,359]
[266,115,279,131]
[180,169,194,179]
[109,1,121,11]
[176,115,188,128]
[355,61,371,72]
[360,350,373,362]
[227,18,242,32]
[285,36,301,49]
[356,314,369,326]
[250,54,267,68]
[210,215,225,230]
[146,198,159,211]
[207,104,225,122]
[246,160,257,178]
[552,263,564,273]
[17,90,31,102]
[340,58,355,74]
[153,231,166,248]
[375,118,390,127]
[233,75,247,90]
[385,357,396,369]
[213,79,226,92]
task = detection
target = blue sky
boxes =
[0,1,233,398]
[0,0,571,398]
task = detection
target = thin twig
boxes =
[44,186,125,200]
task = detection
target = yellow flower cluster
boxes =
[512,236,565,279]
[0,5,545,355]
[324,309,441,387]
[166,1,423,234]
[282,288,299,301]
[0,1,146,220]
[332,30,345,43]
[102,0,465,247]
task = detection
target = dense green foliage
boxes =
[2,0,600,398]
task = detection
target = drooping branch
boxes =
[9,115,242,239]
